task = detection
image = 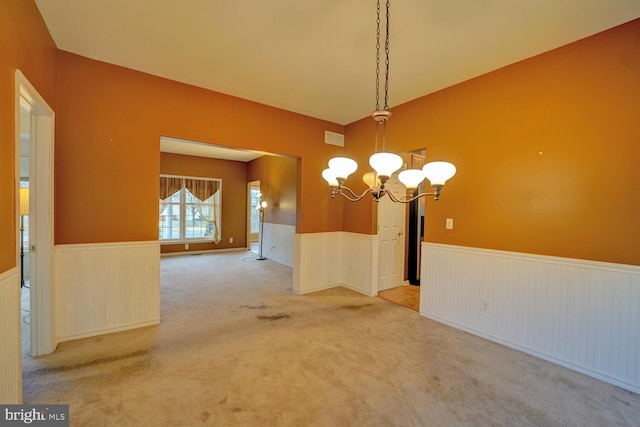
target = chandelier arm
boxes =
[385,190,439,204]
[384,190,407,203]
[337,186,373,202]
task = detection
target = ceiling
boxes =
[35,0,640,127]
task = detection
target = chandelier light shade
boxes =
[369,152,403,182]
[322,168,339,187]
[398,169,425,190]
[362,172,381,188]
[322,0,457,204]
[422,161,457,187]
[328,157,358,182]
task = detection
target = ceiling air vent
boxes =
[324,131,344,147]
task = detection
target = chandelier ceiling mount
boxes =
[321,0,456,204]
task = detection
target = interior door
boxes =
[377,174,406,292]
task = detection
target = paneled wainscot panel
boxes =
[294,232,378,296]
[260,223,295,268]
[55,241,160,341]
[421,243,640,393]
[0,268,21,403]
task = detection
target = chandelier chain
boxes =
[375,0,391,112]
[384,0,390,111]
[375,0,381,111]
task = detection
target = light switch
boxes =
[446,218,453,229]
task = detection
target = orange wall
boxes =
[54,51,345,245]
[0,1,56,272]
[7,2,638,268]
[247,155,297,226]
[160,153,248,254]
[342,117,379,235]
[344,19,640,266]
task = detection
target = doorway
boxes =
[19,103,32,357]
[15,70,55,357]
[376,152,426,311]
[406,152,426,285]
[247,180,261,254]
[377,174,406,292]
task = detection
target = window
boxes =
[159,175,222,243]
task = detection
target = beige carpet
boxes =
[22,252,640,426]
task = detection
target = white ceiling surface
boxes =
[35,0,640,126]
[160,137,266,162]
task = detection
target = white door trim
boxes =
[15,69,56,356]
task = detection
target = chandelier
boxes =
[322,0,456,203]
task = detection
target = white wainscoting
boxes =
[420,242,640,394]
[0,268,22,403]
[261,223,295,268]
[294,232,343,295]
[294,232,378,296]
[341,233,378,296]
[55,241,160,341]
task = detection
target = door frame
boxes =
[15,69,56,356]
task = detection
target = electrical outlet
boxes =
[229,237,233,243]
[481,302,488,313]
[446,218,453,229]
[185,243,189,250]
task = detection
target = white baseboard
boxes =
[161,247,247,257]
[59,319,161,342]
